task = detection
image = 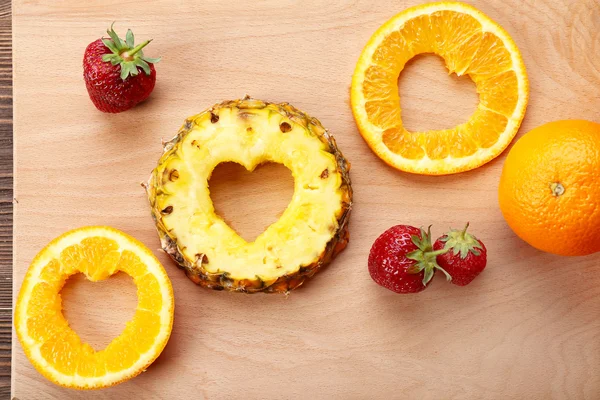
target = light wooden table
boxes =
[12,0,600,398]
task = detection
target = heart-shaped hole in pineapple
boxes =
[61,272,137,350]
[209,162,295,242]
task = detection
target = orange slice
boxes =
[15,226,174,389]
[351,1,529,175]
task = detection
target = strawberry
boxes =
[368,225,450,294]
[83,24,160,113]
[433,223,487,286]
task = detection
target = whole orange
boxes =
[499,120,600,256]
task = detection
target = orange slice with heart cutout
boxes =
[351,1,529,175]
[15,226,174,389]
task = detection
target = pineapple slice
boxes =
[145,98,353,293]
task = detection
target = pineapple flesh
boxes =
[145,98,352,293]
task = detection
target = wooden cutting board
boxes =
[12,0,600,398]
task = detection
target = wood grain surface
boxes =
[0,0,10,398]
[12,0,600,398]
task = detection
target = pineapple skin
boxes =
[145,97,353,293]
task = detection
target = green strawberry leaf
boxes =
[142,56,162,63]
[126,29,135,48]
[406,263,423,274]
[107,22,126,50]
[438,266,453,282]
[422,268,434,286]
[101,38,119,54]
[102,53,121,65]
[138,59,151,75]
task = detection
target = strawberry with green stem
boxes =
[83,24,161,113]
[433,223,487,286]
[368,225,451,294]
